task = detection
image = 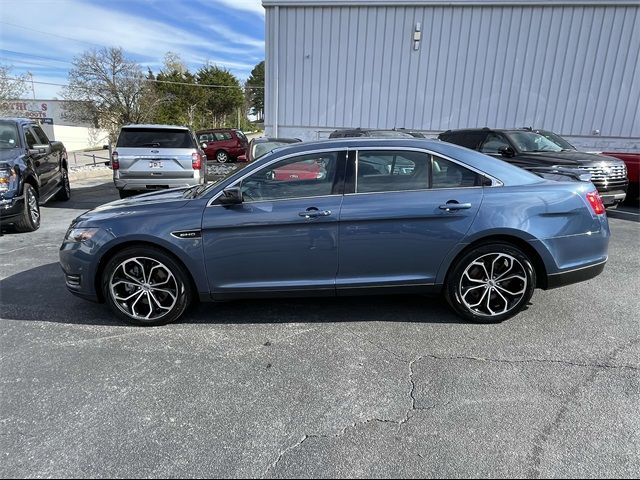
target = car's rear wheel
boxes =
[102,247,192,326]
[216,150,229,163]
[444,243,536,323]
[14,184,40,233]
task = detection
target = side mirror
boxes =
[498,146,515,158]
[218,186,243,205]
[28,147,46,155]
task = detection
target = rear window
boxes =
[440,131,487,150]
[117,128,195,148]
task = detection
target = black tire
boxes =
[102,246,192,326]
[444,242,536,324]
[215,150,229,163]
[55,168,71,201]
[118,190,135,199]
[14,184,40,233]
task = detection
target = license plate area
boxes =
[149,160,164,169]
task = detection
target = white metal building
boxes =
[263,0,640,151]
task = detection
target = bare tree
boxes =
[62,47,156,140]
[0,64,29,106]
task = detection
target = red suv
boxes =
[196,129,248,163]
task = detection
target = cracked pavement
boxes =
[1,180,639,478]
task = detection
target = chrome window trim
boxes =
[344,186,483,196]
[352,146,503,188]
[207,193,343,208]
[206,147,349,207]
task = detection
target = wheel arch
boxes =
[94,240,199,303]
[440,234,549,289]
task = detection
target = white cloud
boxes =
[211,0,265,16]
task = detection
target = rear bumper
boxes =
[546,259,606,289]
[114,174,203,191]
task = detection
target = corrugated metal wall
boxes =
[265,2,640,147]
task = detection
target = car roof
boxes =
[121,124,190,130]
[253,137,301,143]
[196,128,239,133]
[0,117,38,126]
[440,128,539,135]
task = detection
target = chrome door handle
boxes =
[299,209,332,219]
[439,202,472,211]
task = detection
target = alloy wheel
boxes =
[109,257,180,322]
[458,253,527,317]
[27,188,40,224]
[216,151,228,163]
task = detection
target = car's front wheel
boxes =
[102,247,192,326]
[444,243,536,323]
[14,184,40,233]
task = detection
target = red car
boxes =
[196,129,248,163]
[272,158,325,181]
[601,152,640,201]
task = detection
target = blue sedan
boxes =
[59,138,609,326]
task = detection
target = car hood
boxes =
[75,187,191,223]
[0,148,21,165]
[513,151,624,167]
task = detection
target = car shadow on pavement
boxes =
[0,262,465,326]
[46,183,119,211]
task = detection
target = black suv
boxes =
[329,128,425,138]
[438,128,628,206]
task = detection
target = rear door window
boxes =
[480,133,511,154]
[441,131,488,150]
[431,156,484,188]
[355,150,430,193]
[117,128,195,148]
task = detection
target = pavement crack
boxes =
[416,353,638,372]
[526,337,639,478]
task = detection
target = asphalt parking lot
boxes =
[0,177,638,478]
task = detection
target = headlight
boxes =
[65,227,100,243]
[0,169,17,193]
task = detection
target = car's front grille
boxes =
[580,164,627,182]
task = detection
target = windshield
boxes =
[254,141,296,159]
[506,131,563,153]
[0,122,19,149]
[185,162,251,198]
[117,128,195,148]
[537,131,576,151]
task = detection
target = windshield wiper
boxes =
[139,142,161,147]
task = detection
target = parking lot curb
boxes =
[69,167,112,182]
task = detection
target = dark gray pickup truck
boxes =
[0,118,71,232]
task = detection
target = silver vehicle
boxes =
[111,125,206,199]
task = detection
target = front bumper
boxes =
[0,193,25,222]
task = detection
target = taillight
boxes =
[586,190,605,215]
[192,152,202,170]
[111,151,119,170]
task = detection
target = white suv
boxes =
[112,125,206,199]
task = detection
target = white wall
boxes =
[265,1,640,151]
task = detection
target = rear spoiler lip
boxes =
[525,166,592,182]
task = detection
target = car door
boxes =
[31,125,61,192]
[336,148,485,292]
[201,149,346,297]
[23,126,53,194]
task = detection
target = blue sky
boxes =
[0,0,265,99]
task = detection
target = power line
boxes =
[4,75,264,89]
